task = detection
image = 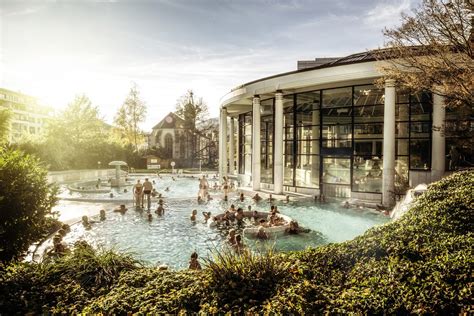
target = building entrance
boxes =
[321,157,351,198]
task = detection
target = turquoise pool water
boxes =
[59,176,389,269]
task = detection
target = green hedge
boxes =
[1,170,472,314]
[0,149,59,262]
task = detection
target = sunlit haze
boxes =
[0,0,418,130]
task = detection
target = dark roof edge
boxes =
[231,49,383,92]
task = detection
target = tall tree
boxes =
[376,0,473,109]
[175,90,209,166]
[376,0,473,169]
[51,94,104,143]
[44,94,107,169]
[114,83,147,152]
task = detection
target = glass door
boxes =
[321,157,351,197]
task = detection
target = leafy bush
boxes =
[0,170,472,314]
[0,148,58,262]
[0,242,141,314]
[203,247,293,312]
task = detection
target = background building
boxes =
[147,112,218,168]
[0,88,53,142]
[219,50,472,206]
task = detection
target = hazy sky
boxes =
[0,0,419,130]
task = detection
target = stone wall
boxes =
[47,169,118,184]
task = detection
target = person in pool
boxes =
[199,175,209,196]
[133,179,144,207]
[253,193,262,202]
[190,209,198,221]
[202,211,211,223]
[233,234,246,254]
[285,220,310,235]
[208,216,219,228]
[147,212,153,222]
[81,215,92,230]
[52,234,67,255]
[155,204,164,216]
[256,225,268,240]
[235,207,244,224]
[189,252,202,270]
[99,209,106,221]
[143,178,153,210]
[227,229,237,245]
[239,192,245,202]
[268,210,279,226]
[222,176,229,196]
[113,204,128,214]
[252,210,261,224]
[229,204,236,212]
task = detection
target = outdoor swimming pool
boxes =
[55,175,389,269]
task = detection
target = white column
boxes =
[229,117,235,175]
[431,93,446,181]
[219,108,228,181]
[311,109,320,187]
[218,108,223,181]
[274,92,284,194]
[252,96,261,191]
[222,109,228,177]
[235,117,240,175]
[382,79,396,207]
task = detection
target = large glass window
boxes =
[322,157,351,197]
[322,87,352,108]
[238,112,252,175]
[354,85,384,106]
[395,91,410,188]
[283,96,295,185]
[409,92,432,170]
[351,85,384,192]
[322,87,352,151]
[444,107,474,170]
[245,85,434,196]
[295,92,320,188]
[261,99,274,183]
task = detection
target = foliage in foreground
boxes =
[0,242,141,314]
[0,148,59,262]
[1,171,473,314]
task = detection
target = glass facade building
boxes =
[220,50,472,205]
[236,84,433,198]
